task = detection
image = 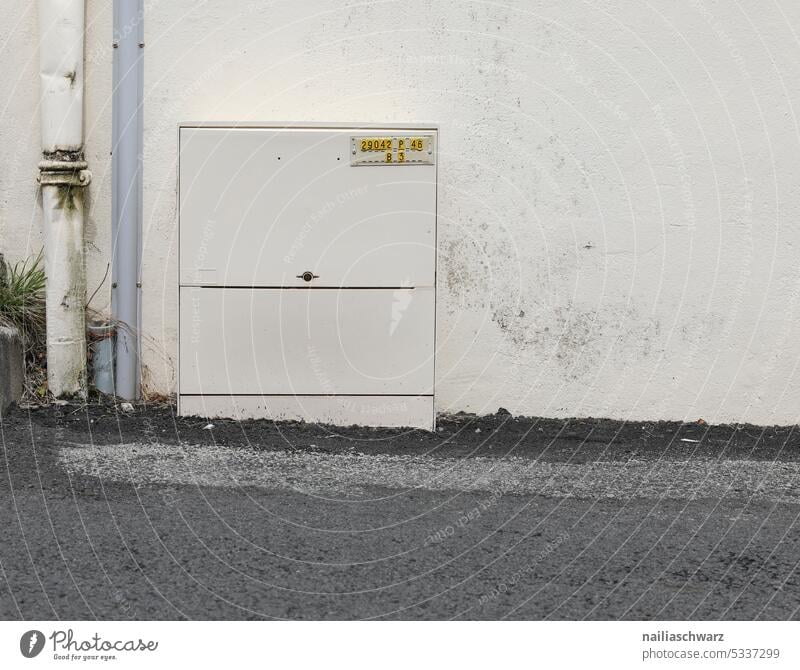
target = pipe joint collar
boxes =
[38,160,92,187]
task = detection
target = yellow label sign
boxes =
[360,137,393,152]
[351,135,435,166]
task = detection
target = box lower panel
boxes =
[179,394,434,430]
[179,287,435,396]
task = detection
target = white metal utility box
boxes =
[178,123,437,429]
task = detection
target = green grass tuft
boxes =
[0,251,46,351]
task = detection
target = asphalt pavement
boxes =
[1,403,799,620]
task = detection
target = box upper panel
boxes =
[179,127,437,287]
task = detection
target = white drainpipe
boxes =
[37,0,91,398]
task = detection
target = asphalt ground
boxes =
[1,403,799,620]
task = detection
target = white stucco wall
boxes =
[5,1,800,425]
[1,1,113,324]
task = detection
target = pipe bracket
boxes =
[38,160,92,187]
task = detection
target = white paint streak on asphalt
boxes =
[58,443,800,502]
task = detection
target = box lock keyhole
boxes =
[298,271,319,282]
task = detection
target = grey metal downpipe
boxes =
[112,0,143,400]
